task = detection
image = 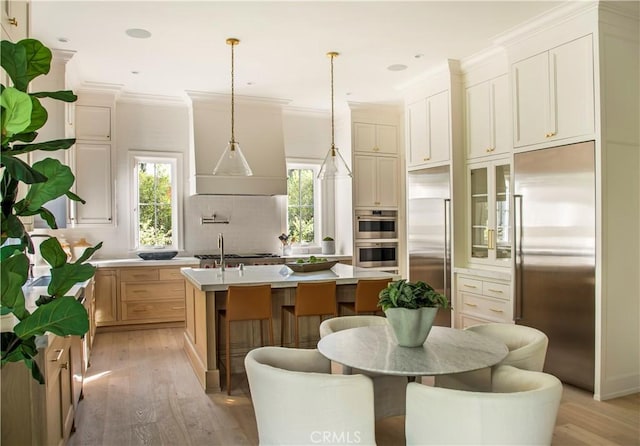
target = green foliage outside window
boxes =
[137,162,173,247]
[287,168,314,243]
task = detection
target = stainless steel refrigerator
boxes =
[513,141,595,391]
[407,165,452,327]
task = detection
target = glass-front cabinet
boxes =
[469,160,511,265]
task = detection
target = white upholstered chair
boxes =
[435,322,549,391]
[319,316,407,419]
[245,346,376,446]
[406,365,563,445]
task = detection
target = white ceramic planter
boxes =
[384,307,438,347]
[321,240,335,255]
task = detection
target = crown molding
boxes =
[77,81,124,94]
[51,49,76,64]
[118,91,189,107]
[282,106,329,117]
[396,58,460,91]
[185,90,290,107]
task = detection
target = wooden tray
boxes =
[286,260,338,272]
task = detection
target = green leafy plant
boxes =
[378,279,449,311]
[1,38,102,383]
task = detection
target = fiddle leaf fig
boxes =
[1,37,102,383]
[14,296,89,339]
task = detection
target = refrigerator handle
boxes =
[443,198,451,302]
[514,194,524,321]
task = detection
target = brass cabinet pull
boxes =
[463,284,478,289]
[464,302,478,307]
[60,362,68,369]
[374,201,380,205]
[172,306,185,310]
[545,132,557,138]
[490,308,504,313]
[8,17,18,26]
[423,156,431,161]
[51,349,64,362]
[373,147,379,152]
[487,288,503,294]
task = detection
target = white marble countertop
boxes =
[92,256,199,268]
[181,263,399,292]
[318,324,508,376]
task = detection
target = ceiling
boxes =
[30,1,564,109]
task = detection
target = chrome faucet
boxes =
[218,233,225,272]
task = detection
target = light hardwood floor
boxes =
[69,328,639,446]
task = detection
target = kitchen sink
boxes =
[30,276,51,287]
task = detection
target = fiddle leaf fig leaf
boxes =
[1,87,32,136]
[0,256,29,320]
[75,241,102,264]
[10,138,75,155]
[0,40,28,91]
[48,262,95,298]
[39,236,67,269]
[19,39,52,85]
[31,90,77,102]
[1,242,26,261]
[23,158,75,210]
[0,155,47,184]
[14,296,88,339]
[23,96,47,133]
[65,190,86,204]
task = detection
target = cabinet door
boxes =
[491,75,511,155]
[354,155,377,207]
[95,269,117,324]
[466,81,492,159]
[72,143,113,224]
[376,157,398,207]
[512,52,549,148]
[353,123,377,153]
[427,90,451,163]
[469,165,489,260]
[1,0,28,42]
[494,163,511,262]
[375,124,397,155]
[75,105,111,140]
[549,35,595,141]
[407,99,429,166]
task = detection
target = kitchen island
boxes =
[180,264,398,392]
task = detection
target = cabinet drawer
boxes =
[121,281,185,301]
[482,281,510,300]
[457,276,482,293]
[460,291,510,322]
[120,269,159,282]
[122,299,186,321]
[159,268,184,281]
[460,314,488,329]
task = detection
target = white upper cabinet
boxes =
[69,95,116,226]
[354,123,397,155]
[354,155,398,208]
[407,90,450,168]
[1,0,29,42]
[75,106,111,141]
[512,35,594,148]
[466,75,511,159]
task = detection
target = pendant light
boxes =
[318,51,352,180]
[213,38,253,176]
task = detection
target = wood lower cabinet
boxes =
[94,265,195,329]
[1,335,75,446]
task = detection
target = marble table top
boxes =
[317,325,508,377]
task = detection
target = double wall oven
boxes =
[354,210,398,271]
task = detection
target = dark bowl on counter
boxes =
[137,251,178,261]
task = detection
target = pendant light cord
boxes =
[230,40,236,145]
[329,52,337,154]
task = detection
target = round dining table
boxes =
[317,324,508,377]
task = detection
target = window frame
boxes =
[129,150,183,251]
[286,161,322,247]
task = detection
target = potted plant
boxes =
[1,38,102,382]
[378,279,449,347]
[321,236,335,255]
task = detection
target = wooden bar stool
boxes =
[281,281,337,348]
[218,284,273,395]
[339,278,391,315]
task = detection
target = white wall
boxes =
[56,99,331,258]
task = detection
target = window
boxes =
[131,152,181,250]
[287,163,320,244]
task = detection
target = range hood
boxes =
[187,91,288,196]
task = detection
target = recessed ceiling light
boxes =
[57,37,69,43]
[346,92,352,96]
[387,64,408,72]
[131,71,140,75]
[414,54,424,59]
[125,28,152,39]
[246,82,254,86]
